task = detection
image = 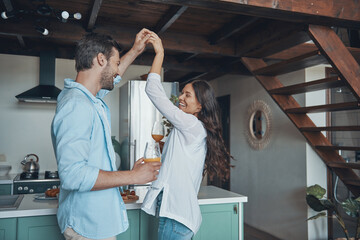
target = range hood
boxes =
[16,51,61,103]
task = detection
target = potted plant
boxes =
[306,184,360,240]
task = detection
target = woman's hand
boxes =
[147,32,164,55]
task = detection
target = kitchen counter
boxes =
[0,185,247,219]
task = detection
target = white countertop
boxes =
[0,185,247,218]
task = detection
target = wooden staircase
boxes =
[241,24,360,197]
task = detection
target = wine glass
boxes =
[143,142,161,163]
[151,121,164,142]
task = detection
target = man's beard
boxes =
[100,65,115,91]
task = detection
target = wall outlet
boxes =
[0,154,6,162]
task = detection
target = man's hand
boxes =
[131,28,152,55]
[131,158,161,184]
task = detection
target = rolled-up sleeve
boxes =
[52,98,99,192]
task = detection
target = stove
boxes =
[13,171,60,194]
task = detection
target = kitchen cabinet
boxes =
[0,184,11,195]
[193,203,239,240]
[17,215,64,240]
[140,210,159,240]
[117,210,140,240]
[0,218,16,240]
[139,203,240,240]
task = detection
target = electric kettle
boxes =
[21,154,40,173]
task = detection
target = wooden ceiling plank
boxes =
[245,30,310,58]
[87,0,103,30]
[235,20,306,57]
[177,72,208,85]
[208,15,259,45]
[0,19,236,56]
[154,5,188,35]
[177,53,199,63]
[143,0,360,29]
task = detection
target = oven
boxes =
[13,171,60,194]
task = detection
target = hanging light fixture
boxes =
[1,0,82,36]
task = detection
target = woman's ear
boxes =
[196,104,202,114]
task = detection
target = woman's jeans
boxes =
[156,191,194,240]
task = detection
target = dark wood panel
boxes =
[0,19,237,56]
[300,126,360,132]
[154,5,188,34]
[342,179,360,187]
[308,25,360,101]
[253,51,326,76]
[235,20,305,57]
[285,102,360,114]
[316,146,360,151]
[245,30,310,58]
[143,0,360,28]
[87,0,103,30]
[268,76,343,95]
[328,162,360,170]
[208,15,259,45]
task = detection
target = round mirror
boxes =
[246,100,272,150]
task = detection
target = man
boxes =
[51,29,161,240]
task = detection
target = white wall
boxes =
[209,68,327,239]
[305,65,329,240]
[0,53,151,174]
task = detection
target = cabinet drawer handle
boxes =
[233,205,238,214]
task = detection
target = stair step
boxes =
[269,76,342,95]
[300,126,360,132]
[253,50,327,76]
[285,102,360,113]
[316,145,360,151]
[342,179,360,187]
[328,162,360,170]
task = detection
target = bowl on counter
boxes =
[0,165,11,177]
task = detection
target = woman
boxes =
[142,32,232,240]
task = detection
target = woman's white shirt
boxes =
[141,73,207,234]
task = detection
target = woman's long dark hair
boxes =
[191,80,234,181]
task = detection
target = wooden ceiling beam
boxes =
[154,5,188,35]
[87,0,103,30]
[143,0,360,29]
[208,15,259,45]
[0,19,236,56]
[2,0,26,48]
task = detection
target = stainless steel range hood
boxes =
[16,51,61,103]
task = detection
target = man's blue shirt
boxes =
[51,78,128,239]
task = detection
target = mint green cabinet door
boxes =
[117,210,140,240]
[0,184,11,195]
[140,211,159,240]
[0,218,16,240]
[193,203,239,240]
[17,215,64,240]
